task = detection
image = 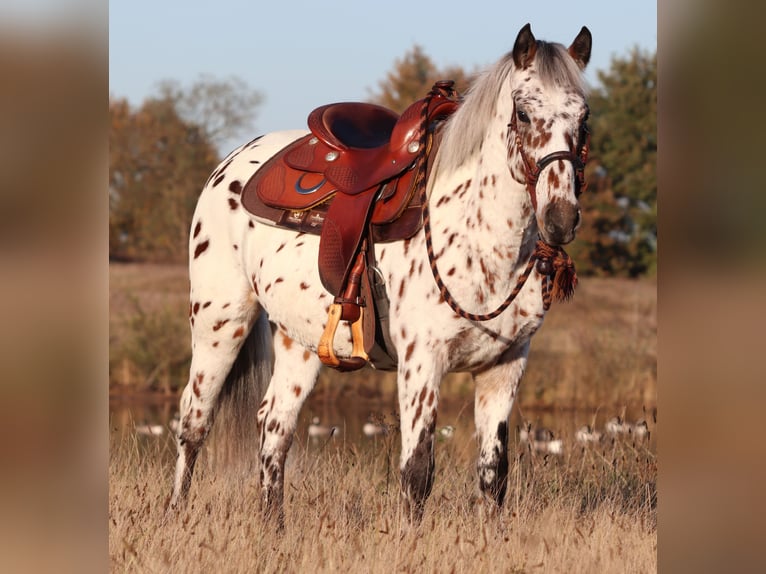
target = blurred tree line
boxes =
[110,47,656,276]
[109,76,262,262]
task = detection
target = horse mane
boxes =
[434,40,587,175]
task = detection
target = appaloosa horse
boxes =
[169,23,592,524]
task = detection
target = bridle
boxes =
[508,100,591,210]
[416,83,584,322]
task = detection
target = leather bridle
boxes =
[508,101,590,210]
[414,84,582,321]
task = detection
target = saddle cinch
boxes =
[241,81,459,371]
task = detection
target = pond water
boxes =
[110,387,656,466]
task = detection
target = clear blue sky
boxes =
[110,0,656,154]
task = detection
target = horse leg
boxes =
[256,331,322,527]
[473,342,529,508]
[169,286,259,510]
[397,358,444,523]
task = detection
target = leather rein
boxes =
[416,83,588,321]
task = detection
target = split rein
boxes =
[415,84,581,321]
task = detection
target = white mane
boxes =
[434,41,587,176]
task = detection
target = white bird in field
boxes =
[575,424,602,443]
[362,421,386,437]
[519,424,563,455]
[630,419,650,439]
[605,416,630,435]
[308,417,336,439]
[438,425,455,439]
[135,423,164,437]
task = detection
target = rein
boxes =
[415,83,579,321]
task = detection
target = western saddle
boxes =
[241,81,459,371]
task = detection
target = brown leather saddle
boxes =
[241,81,459,371]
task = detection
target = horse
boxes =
[169,23,593,525]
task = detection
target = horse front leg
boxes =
[473,342,529,508]
[397,354,444,523]
[256,332,322,528]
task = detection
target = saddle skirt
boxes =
[241,131,425,245]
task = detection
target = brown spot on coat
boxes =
[193,221,202,239]
[194,240,210,259]
[281,333,293,350]
[405,341,416,361]
[228,198,239,210]
[293,386,301,397]
[228,180,242,194]
[193,302,200,315]
[213,319,230,331]
[232,326,245,338]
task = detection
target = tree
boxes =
[574,48,657,276]
[110,76,263,262]
[157,75,264,152]
[109,95,219,262]
[369,45,474,113]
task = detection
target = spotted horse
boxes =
[169,24,593,525]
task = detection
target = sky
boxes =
[109,0,656,155]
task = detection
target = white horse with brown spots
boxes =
[169,24,593,525]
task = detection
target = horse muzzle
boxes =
[540,198,581,246]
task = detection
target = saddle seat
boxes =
[301,101,424,196]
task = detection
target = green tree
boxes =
[369,45,474,113]
[576,48,657,276]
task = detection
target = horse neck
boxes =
[428,106,538,279]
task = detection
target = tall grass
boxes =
[110,423,656,573]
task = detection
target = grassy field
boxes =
[110,422,656,573]
[109,263,657,572]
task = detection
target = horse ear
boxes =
[568,26,592,70]
[513,23,537,69]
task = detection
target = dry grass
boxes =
[109,424,656,573]
[110,264,657,571]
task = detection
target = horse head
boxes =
[508,23,592,246]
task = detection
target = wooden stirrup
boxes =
[317,303,368,371]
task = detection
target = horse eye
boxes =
[517,110,530,123]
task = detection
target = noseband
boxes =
[508,102,590,210]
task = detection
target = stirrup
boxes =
[317,303,368,371]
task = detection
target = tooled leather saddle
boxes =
[241,81,459,371]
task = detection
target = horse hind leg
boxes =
[256,330,322,527]
[168,289,262,511]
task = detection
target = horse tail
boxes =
[209,309,273,477]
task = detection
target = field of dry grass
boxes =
[110,421,656,573]
[109,263,657,572]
